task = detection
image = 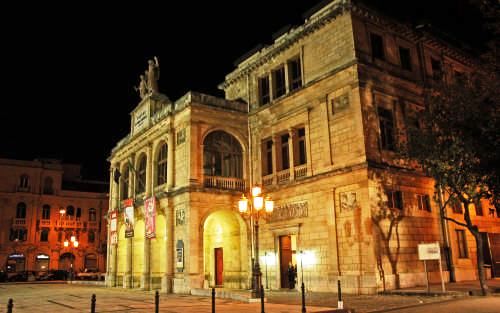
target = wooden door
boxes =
[215,248,223,286]
[279,235,292,288]
[488,233,500,277]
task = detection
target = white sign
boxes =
[418,242,441,260]
[133,105,149,133]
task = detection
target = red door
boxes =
[279,236,292,288]
[215,248,223,286]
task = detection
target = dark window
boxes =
[157,143,168,185]
[378,107,395,151]
[10,229,27,241]
[399,47,412,71]
[76,208,81,219]
[288,58,302,91]
[263,139,274,175]
[16,202,27,218]
[452,201,463,214]
[417,194,431,212]
[40,229,49,242]
[43,177,54,194]
[281,134,290,170]
[42,204,50,219]
[120,166,129,200]
[57,231,63,242]
[386,190,403,210]
[297,128,307,165]
[431,58,442,79]
[475,201,483,216]
[203,131,243,178]
[273,66,286,98]
[136,154,147,194]
[456,229,468,258]
[89,208,96,222]
[66,205,75,217]
[88,231,95,243]
[19,175,29,189]
[370,33,385,60]
[259,76,270,105]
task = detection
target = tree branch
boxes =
[443,216,469,228]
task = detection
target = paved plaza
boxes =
[0,281,499,313]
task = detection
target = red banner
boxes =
[145,197,156,239]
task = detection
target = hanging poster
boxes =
[145,197,156,239]
[124,202,135,238]
[110,210,118,244]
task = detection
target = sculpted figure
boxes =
[147,56,160,94]
[134,74,148,99]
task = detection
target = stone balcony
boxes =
[203,176,246,192]
[262,163,308,186]
[54,219,84,229]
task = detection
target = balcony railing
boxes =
[294,164,307,178]
[262,174,274,186]
[54,220,84,229]
[13,218,26,226]
[40,219,51,227]
[204,176,246,192]
[277,169,290,184]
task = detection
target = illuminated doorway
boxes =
[215,247,223,286]
[279,234,297,288]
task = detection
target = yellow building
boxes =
[0,158,108,278]
[107,0,500,294]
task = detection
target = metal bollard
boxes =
[7,299,13,313]
[155,290,159,313]
[212,287,216,313]
[91,294,96,313]
[301,282,306,313]
[260,284,265,313]
[337,279,343,309]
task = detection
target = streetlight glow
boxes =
[251,186,262,197]
[253,196,264,210]
[73,241,79,248]
[64,240,69,247]
[70,235,76,242]
[238,194,248,213]
[265,196,274,213]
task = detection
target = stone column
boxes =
[167,130,175,189]
[107,165,118,287]
[124,237,133,288]
[145,144,153,196]
[162,205,174,293]
[288,128,295,181]
[142,145,152,290]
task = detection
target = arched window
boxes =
[157,143,168,186]
[42,204,51,220]
[40,229,49,242]
[120,166,129,200]
[19,174,30,189]
[76,207,82,219]
[136,154,147,195]
[43,177,54,194]
[89,208,96,221]
[88,231,95,243]
[66,205,75,217]
[203,131,243,178]
[16,202,27,218]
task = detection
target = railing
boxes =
[262,174,274,186]
[16,186,30,192]
[294,164,307,178]
[204,176,246,192]
[54,220,84,229]
[12,218,26,226]
[277,169,290,184]
[40,219,51,227]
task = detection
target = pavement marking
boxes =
[47,299,76,309]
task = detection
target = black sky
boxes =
[0,0,486,180]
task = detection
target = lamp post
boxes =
[64,237,79,281]
[238,186,274,298]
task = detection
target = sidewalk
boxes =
[266,279,500,313]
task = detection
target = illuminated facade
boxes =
[0,158,108,276]
[107,0,500,294]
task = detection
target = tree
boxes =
[404,69,499,295]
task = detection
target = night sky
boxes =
[0,0,486,181]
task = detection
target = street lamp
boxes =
[238,186,274,298]
[64,238,79,281]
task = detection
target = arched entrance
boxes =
[6,253,25,273]
[203,210,248,289]
[59,252,75,271]
[35,254,50,273]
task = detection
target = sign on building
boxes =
[124,200,135,238]
[418,242,441,260]
[110,210,118,244]
[145,197,156,239]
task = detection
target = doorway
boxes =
[215,248,223,286]
[279,235,297,288]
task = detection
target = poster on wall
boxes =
[145,197,156,239]
[124,201,135,238]
[110,210,118,244]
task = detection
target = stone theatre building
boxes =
[107,0,500,294]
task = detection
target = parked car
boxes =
[0,271,7,282]
[37,270,68,281]
[7,271,36,282]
